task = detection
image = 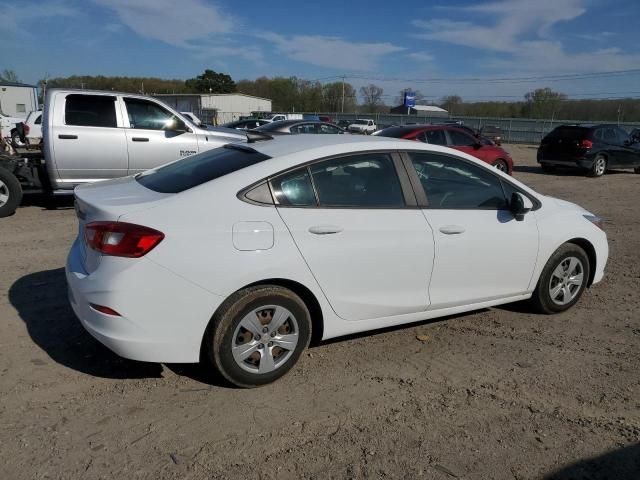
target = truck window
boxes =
[65,94,118,128]
[124,98,178,131]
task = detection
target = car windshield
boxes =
[353,120,369,125]
[137,145,271,193]
[254,122,294,132]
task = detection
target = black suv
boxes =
[537,124,640,177]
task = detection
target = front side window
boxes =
[65,94,117,128]
[124,98,178,130]
[310,153,404,207]
[409,152,506,209]
[448,129,476,147]
[603,128,617,144]
[290,123,317,134]
[34,113,42,125]
[271,169,316,206]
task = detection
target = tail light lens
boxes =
[85,221,164,258]
[580,139,593,149]
[24,124,30,135]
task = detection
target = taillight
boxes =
[580,139,593,149]
[85,221,164,258]
[24,124,30,135]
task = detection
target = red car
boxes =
[375,124,513,174]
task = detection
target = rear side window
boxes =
[65,94,117,128]
[137,145,271,193]
[423,129,447,145]
[448,129,476,147]
[310,153,404,207]
[271,169,316,206]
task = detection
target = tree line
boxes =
[5,68,640,122]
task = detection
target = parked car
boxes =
[480,125,503,146]
[537,124,640,177]
[11,110,42,148]
[254,120,345,135]
[221,118,271,130]
[348,119,377,134]
[375,124,513,174]
[66,135,608,387]
[0,89,246,217]
[628,128,640,143]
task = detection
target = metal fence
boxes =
[196,109,640,144]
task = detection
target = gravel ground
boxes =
[0,144,638,480]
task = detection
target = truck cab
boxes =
[42,89,246,191]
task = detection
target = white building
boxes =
[156,93,272,125]
[0,82,39,118]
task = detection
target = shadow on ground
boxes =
[9,267,163,380]
[544,443,640,480]
[514,165,635,177]
[20,193,75,210]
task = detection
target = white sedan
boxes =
[66,135,608,387]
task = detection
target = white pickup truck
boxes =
[348,119,377,134]
[264,113,303,122]
[0,89,246,217]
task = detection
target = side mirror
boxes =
[510,192,533,221]
[473,142,482,150]
[166,118,189,133]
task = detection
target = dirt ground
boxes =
[0,144,638,480]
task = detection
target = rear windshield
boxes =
[546,126,591,140]
[137,145,271,193]
[376,126,418,138]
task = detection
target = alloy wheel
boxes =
[548,256,585,306]
[0,179,9,207]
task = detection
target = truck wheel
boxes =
[11,130,25,149]
[0,168,23,218]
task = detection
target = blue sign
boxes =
[404,91,416,108]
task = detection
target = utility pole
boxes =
[341,75,345,114]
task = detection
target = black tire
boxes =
[540,163,555,173]
[493,159,509,173]
[11,130,25,149]
[587,155,607,177]
[634,167,640,174]
[203,285,312,388]
[530,243,590,314]
[0,167,23,218]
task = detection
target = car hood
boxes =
[544,195,592,215]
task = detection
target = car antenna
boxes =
[246,131,274,143]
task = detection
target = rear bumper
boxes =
[537,151,595,170]
[66,237,225,363]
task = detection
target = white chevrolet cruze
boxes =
[66,135,608,387]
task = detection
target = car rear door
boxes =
[122,97,201,174]
[51,93,128,185]
[273,151,435,321]
[405,150,539,308]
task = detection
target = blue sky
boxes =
[2,0,640,102]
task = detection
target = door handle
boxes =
[439,225,465,235]
[132,137,149,142]
[58,134,78,139]
[309,225,343,235]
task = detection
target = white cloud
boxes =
[1,1,77,33]
[406,52,434,63]
[260,33,404,71]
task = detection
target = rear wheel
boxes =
[203,285,312,388]
[588,155,607,177]
[530,243,590,314]
[493,159,509,173]
[0,168,23,218]
[11,130,25,149]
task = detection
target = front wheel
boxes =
[0,167,23,218]
[493,159,509,173]
[587,155,607,177]
[11,130,25,149]
[203,285,312,388]
[530,244,590,314]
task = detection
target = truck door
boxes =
[51,93,128,185]
[122,97,201,174]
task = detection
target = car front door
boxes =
[273,152,435,321]
[446,129,487,162]
[122,97,201,174]
[405,151,539,309]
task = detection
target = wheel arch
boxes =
[200,278,325,360]
[566,237,597,287]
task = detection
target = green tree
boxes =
[440,95,462,115]
[185,69,236,94]
[524,88,567,119]
[322,81,357,112]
